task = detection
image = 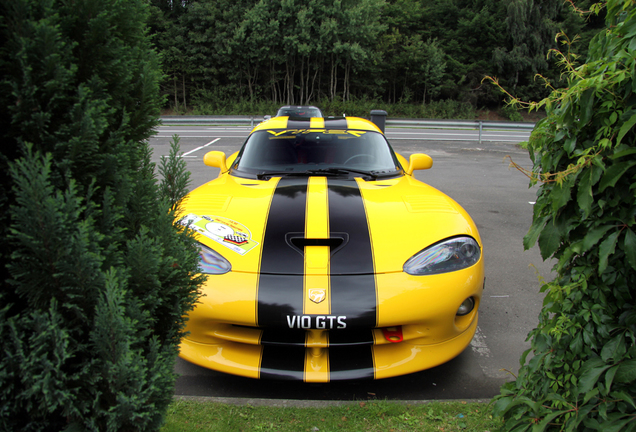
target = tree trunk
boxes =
[270,61,279,104]
[299,56,305,105]
[330,55,337,102]
[285,61,295,104]
[182,74,187,110]
[343,60,350,102]
[174,75,178,109]
[245,64,258,103]
[307,64,319,104]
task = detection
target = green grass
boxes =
[161,398,501,431]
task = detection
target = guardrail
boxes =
[159,115,536,143]
[386,118,535,143]
[161,115,259,127]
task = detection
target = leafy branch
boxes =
[491,1,636,430]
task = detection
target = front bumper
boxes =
[180,317,478,381]
[179,264,484,381]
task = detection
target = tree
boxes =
[227,0,385,105]
[491,1,636,429]
[453,0,509,105]
[491,0,605,103]
[379,0,508,105]
[491,0,562,98]
[144,0,607,111]
[0,0,202,430]
[148,3,194,111]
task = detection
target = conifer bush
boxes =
[492,0,636,430]
[0,0,202,430]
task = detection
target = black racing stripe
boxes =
[330,275,376,327]
[329,346,375,380]
[259,179,308,274]
[257,179,308,328]
[257,274,305,327]
[284,117,349,130]
[260,328,306,346]
[324,118,349,129]
[260,346,305,380]
[327,181,375,274]
[328,329,374,346]
[327,179,377,328]
[285,118,312,129]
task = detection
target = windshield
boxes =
[232,129,402,179]
[276,107,322,118]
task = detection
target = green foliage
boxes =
[148,0,606,112]
[0,0,202,430]
[321,97,474,119]
[493,1,636,430]
[499,105,524,122]
[381,0,511,105]
[189,95,475,120]
[159,135,192,212]
[491,0,605,103]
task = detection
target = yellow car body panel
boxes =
[179,116,484,381]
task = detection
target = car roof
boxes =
[275,105,323,118]
[252,116,383,134]
[277,105,320,109]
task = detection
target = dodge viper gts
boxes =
[178,115,484,381]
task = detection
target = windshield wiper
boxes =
[307,167,378,179]
[256,167,394,181]
[257,170,353,180]
[311,167,404,180]
[256,171,312,180]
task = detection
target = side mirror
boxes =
[204,151,227,172]
[406,153,433,175]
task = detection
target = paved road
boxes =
[153,124,532,143]
[149,124,551,401]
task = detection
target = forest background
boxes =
[148,0,606,120]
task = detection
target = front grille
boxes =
[212,324,423,347]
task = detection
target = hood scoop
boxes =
[285,233,349,256]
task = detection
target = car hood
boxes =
[181,174,480,275]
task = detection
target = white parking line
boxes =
[182,138,221,156]
[470,326,491,358]
[152,135,245,139]
[470,325,508,379]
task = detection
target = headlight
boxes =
[197,243,231,274]
[456,297,475,316]
[403,236,480,275]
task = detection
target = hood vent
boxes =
[285,233,349,256]
[193,195,231,212]
[403,195,457,213]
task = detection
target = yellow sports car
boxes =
[178,116,484,381]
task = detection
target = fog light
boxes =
[456,297,475,316]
